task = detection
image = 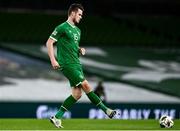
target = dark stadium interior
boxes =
[0,0,180,46]
[0,0,180,15]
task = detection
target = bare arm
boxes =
[46,38,60,69]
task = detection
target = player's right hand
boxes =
[51,60,60,70]
[79,47,86,55]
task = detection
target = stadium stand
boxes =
[0,12,180,46]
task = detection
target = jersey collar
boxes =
[66,21,75,28]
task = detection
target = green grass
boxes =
[0,119,180,130]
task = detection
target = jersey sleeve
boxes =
[49,25,64,42]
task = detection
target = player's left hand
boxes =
[79,47,86,55]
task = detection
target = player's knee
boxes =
[72,92,82,100]
[81,80,92,93]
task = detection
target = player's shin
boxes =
[55,95,77,119]
[86,91,108,113]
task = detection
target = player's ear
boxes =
[71,11,75,16]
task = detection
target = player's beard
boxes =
[73,17,80,25]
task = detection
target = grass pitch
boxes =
[0,119,180,130]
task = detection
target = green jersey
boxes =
[50,21,81,67]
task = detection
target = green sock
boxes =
[55,95,77,119]
[86,91,108,113]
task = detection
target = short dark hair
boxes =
[68,3,84,16]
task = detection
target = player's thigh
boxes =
[62,66,85,87]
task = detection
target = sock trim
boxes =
[96,101,102,106]
[61,106,68,111]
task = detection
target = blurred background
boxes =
[0,0,180,119]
